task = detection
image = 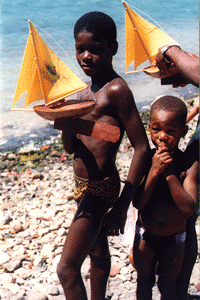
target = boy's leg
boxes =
[57,193,107,300]
[133,233,157,300]
[176,216,198,300]
[89,225,111,300]
[157,242,185,300]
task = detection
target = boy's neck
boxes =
[91,66,119,93]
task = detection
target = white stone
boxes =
[0,250,10,265]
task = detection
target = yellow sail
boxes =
[122,1,179,73]
[12,21,87,108]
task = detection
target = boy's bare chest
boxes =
[79,88,120,126]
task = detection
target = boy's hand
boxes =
[151,147,173,176]
[104,205,127,236]
[54,118,67,130]
[162,162,175,177]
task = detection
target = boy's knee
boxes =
[158,278,176,295]
[89,247,110,269]
[57,262,68,284]
[137,273,155,289]
[57,261,78,285]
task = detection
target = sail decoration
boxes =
[122,1,180,78]
[12,20,96,120]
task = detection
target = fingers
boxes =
[156,50,169,76]
[106,222,123,236]
[54,118,65,129]
[107,227,120,236]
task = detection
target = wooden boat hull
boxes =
[143,65,178,79]
[33,99,96,121]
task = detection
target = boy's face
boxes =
[75,30,113,77]
[149,109,187,152]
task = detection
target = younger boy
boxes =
[132,96,198,300]
[54,12,148,300]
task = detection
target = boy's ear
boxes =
[111,41,118,56]
[181,125,188,137]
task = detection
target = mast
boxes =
[28,21,48,104]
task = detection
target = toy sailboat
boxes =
[12,20,96,121]
[122,1,179,78]
[12,21,120,143]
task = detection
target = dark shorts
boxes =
[136,223,186,256]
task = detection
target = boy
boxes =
[54,12,149,300]
[132,95,198,300]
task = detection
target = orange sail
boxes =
[12,21,88,109]
[122,1,180,77]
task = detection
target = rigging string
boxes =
[125,2,179,74]
[34,24,97,104]
[127,2,167,34]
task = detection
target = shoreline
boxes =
[0,94,198,174]
[1,84,199,153]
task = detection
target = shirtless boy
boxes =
[132,96,198,300]
[54,12,148,300]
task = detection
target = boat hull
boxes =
[143,65,178,79]
[33,99,96,121]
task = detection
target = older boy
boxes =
[132,96,198,300]
[54,12,148,300]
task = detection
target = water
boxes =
[0,0,199,151]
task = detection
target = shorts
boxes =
[136,223,186,255]
[74,171,121,208]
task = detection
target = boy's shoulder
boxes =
[173,148,197,171]
[104,77,133,106]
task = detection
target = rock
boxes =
[195,283,200,291]
[57,227,66,237]
[15,267,31,279]
[10,220,23,233]
[110,265,121,277]
[0,289,15,300]
[4,260,22,272]
[45,286,60,296]
[26,289,48,300]
[0,251,10,265]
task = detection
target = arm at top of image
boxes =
[156,46,199,87]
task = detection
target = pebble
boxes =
[0,97,199,300]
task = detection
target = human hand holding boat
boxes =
[122,1,197,83]
[54,118,121,143]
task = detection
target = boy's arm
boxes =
[164,160,198,217]
[134,147,173,210]
[186,105,199,124]
[106,81,149,235]
[54,119,80,154]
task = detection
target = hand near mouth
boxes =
[152,146,173,176]
[157,143,174,156]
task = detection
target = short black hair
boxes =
[150,95,188,128]
[74,11,117,45]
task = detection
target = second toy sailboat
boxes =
[122,1,179,78]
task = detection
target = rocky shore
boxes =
[0,96,199,300]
